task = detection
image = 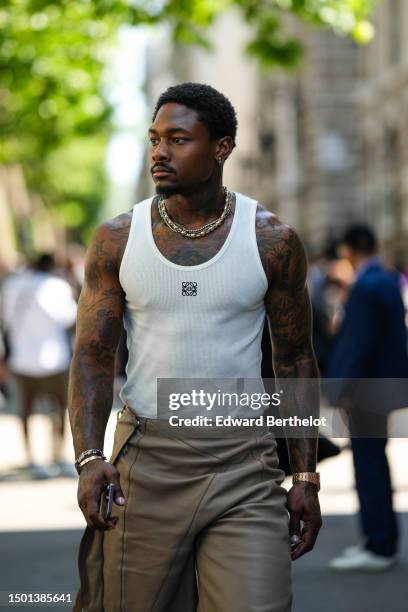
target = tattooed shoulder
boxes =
[84,212,132,291]
[89,212,132,269]
[255,204,306,288]
[100,211,132,267]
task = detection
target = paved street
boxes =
[1,514,407,612]
[1,408,408,611]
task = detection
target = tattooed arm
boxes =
[256,206,322,560]
[68,213,131,529]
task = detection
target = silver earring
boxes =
[217,157,223,167]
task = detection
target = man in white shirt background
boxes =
[0,254,77,478]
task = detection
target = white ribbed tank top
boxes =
[119,192,268,418]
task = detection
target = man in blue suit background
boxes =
[327,225,408,571]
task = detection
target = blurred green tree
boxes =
[0,0,378,241]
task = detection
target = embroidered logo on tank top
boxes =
[182,281,198,296]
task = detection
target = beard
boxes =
[155,174,215,198]
[155,184,182,197]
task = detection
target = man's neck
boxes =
[159,182,226,227]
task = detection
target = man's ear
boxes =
[214,136,234,165]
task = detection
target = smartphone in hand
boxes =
[100,483,116,521]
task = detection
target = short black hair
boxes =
[342,225,377,255]
[153,82,238,146]
[33,253,55,272]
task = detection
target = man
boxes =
[69,83,321,612]
[1,254,77,477]
[327,225,408,571]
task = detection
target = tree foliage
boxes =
[0,0,378,240]
[166,0,377,68]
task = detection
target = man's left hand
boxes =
[287,482,322,561]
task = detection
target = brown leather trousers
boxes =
[74,406,292,612]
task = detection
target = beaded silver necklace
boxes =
[157,187,232,239]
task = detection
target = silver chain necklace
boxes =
[157,187,232,239]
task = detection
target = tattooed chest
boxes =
[152,223,233,266]
[151,200,235,266]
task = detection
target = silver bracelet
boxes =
[78,455,106,472]
[76,448,105,465]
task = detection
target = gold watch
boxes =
[292,472,320,491]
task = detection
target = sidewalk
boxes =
[0,513,407,612]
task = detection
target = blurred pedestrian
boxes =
[308,242,340,374]
[0,253,77,478]
[326,225,408,571]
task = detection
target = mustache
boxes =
[150,163,175,174]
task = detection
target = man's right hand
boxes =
[77,459,126,530]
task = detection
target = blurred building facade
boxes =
[0,165,67,274]
[359,0,408,263]
[141,0,408,261]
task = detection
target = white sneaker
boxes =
[329,548,397,572]
[29,463,54,480]
[341,544,365,557]
[51,462,78,478]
